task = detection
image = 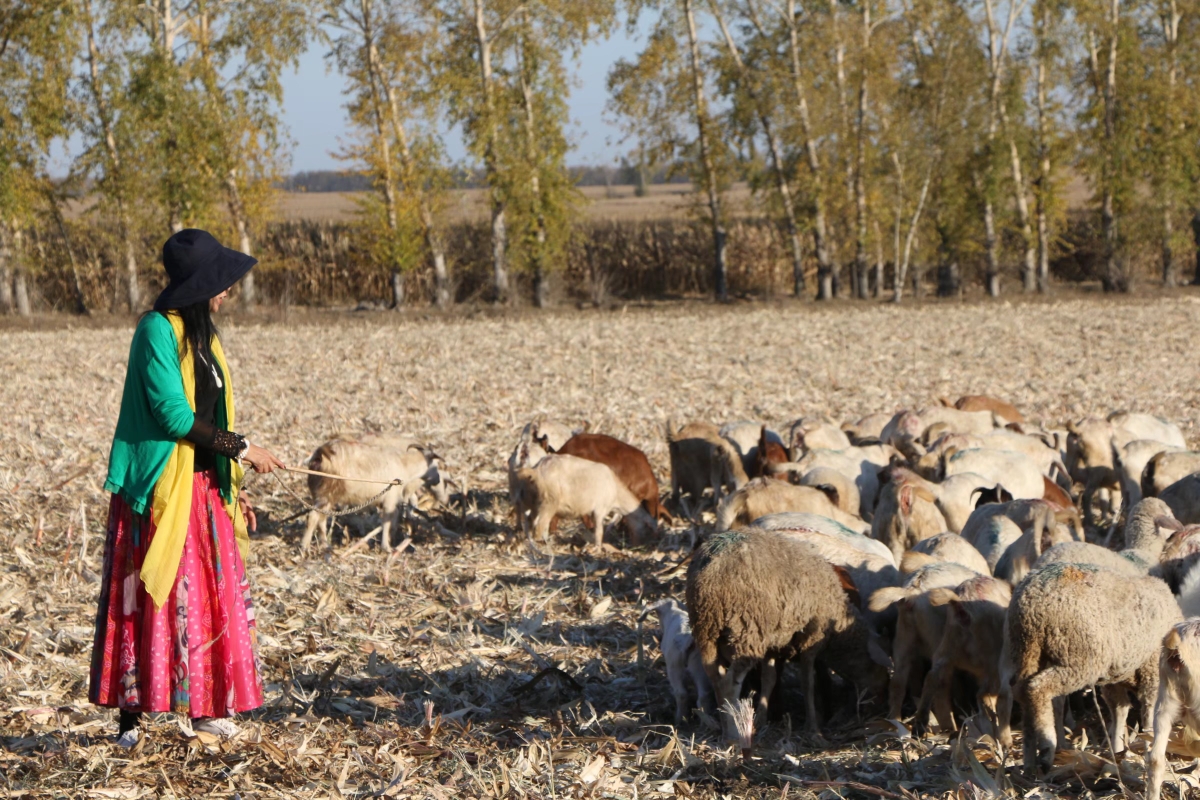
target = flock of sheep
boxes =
[291,398,1200,797]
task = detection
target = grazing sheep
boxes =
[1158,473,1200,525]
[1113,440,1185,517]
[1146,619,1200,800]
[904,533,992,575]
[750,512,896,564]
[868,560,983,724]
[640,598,713,725]
[301,434,449,552]
[1144,451,1200,500]
[871,470,948,562]
[787,416,852,458]
[778,448,885,518]
[880,407,1000,459]
[719,421,785,478]
[513,454,656,548]
[507,421,577,504]
[843,413,895,445]
[931,471,1011,534]
[942,448,1045,500]
[941,395,1025,425]
[799,467,861,517]
[914,576,1013,738]
[1003,563,1181,775]
[1036,497,1175,576]
[667,420,748,508]
[1066,413,1185,524]
[545,432,665,521]
[715,478,867,534]
[687,530,888,738]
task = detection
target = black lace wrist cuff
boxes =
[211,429,247,459]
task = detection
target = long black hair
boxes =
[175,300,218,365]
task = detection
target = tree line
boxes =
[2,0,1199,315]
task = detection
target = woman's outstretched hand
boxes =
[243,444,286,474]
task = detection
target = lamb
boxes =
[867,560,983,725]
[913,576,1012,738]
[687,529,888,739]
[1113,440,1184,516]
[930,471,1013,534]
[880,407,1000,459]
[719,421,785,477]
[667,420,748,508]
[798,467,861,517]
[300,433,449,552]
[512,454,656,548]
[715,477,867,534]
[640,598,713,725]
[904,533,991,575]
[1003,563,1181,775]
[871,469,948,562]
[543,432,665,521]
[1146,620,1200,800]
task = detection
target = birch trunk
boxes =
[518,20,550,308]
[684,0,728,302]
[1159,0,1180,287]
[474,0,508,302]
[84,0,139,311]
[0,223,12,313]
[225,168,256,306]
[712,2,805,296]
[1034,3,1052,293]
[852,1,872,300]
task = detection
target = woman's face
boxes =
[209,289,229,314]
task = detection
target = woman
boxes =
[91,229,286,747]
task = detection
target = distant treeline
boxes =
[279,164,688,193]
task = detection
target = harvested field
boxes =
[4,296,1200,799]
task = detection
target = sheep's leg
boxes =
[1147,685,1181,800]
[995,682,1014,750]
[301,510,323,551]
[887,618,918,721]
[1136,660,1162,733]
[665,653,691,726]
[914,655,956,737]
[799,651,821,734]
[1100,683,1132,754]
[755,658,777,728]
[380,501,402,553]
[591,507,607,548]
[1023,668,1073,775]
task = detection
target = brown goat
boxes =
[544,432,666,521]
[752,424,790,478]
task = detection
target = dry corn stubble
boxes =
[2,297,1199,799]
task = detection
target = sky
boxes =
[280,29,641,174]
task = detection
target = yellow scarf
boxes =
[141,312,248,609]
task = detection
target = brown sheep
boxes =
[1003,563,1181,776]
[687,529,888,740]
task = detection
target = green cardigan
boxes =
[104,312,232,515]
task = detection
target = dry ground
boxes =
[3,296,1200,799]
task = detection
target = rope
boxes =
[267,465,406,519]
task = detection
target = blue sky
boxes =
[280,30,640,173]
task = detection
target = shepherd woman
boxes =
[90,229,285,747]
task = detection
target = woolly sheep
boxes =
[1003,563,1181,775]
[904,533,991,575]
[1035,497,1174,576]
[301,433,449,552]
[640,598,713,725]
[749,512,895,564]
[687,529,888,739]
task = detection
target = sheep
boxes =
[941,448,1045,500]
[715,477,867,534]
[941,394,1025,425]
[507,420,577,504]
[719,421,785,478]
[880,407,1000,459]
[1144,451,1200,500]
[777,448,884,518]
[750,425,790,478]
[512,454,656,548]
[871,469,948,562]
[1113,440,1185,517]
[843,413,895,445]
[640,598,713,725]
[913,576,1013,738]
[904,533,992,575]
[1003,562,1181,776]
[1146,620,1200,800]
[930,471,1012,534]
[687,529,888,739]
[799,467,861,517]
[1066,413,1185,524]
[868,560,984,725]
[543,432,666,521]
[1035,496,1175,576]
[1159,473,1200,524]
[300,434,449,552]
[959,500,1073,583]
[749,512,896,564]
[787,416,852,458]
[667,420,748,509]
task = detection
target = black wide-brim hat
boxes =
[153,229,258,311]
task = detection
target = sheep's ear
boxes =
[1157,515,1185,533]
[898,484,915,517]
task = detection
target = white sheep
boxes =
[640,598,713,725]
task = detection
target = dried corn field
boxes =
[5,296,1200,800]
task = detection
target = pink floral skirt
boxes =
[89,469,263,718]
